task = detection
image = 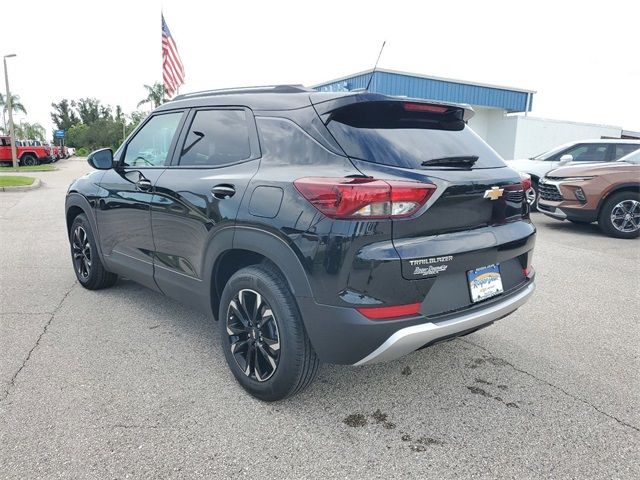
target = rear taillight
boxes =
[520,172,532,192]
[357,302,422,320]
[293,177,436,219]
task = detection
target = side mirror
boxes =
[558,154,573,165]
[87,148,114,170]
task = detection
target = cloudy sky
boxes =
[2,0,638,136]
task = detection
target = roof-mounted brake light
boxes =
[403,103,449,114]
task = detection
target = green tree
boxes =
[52,98,148,153]
[14,122,46,141]
[76,98,103,125]
[137,82,165,109]
[51,99,80,131]
[128,111,147,131]
[0,93,27,132]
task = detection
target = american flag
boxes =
[162,14,185,98]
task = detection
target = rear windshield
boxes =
[326,102,506,169]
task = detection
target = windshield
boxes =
[326,102,506,169]
[617,149,640,164]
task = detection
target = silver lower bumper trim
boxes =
[539,206,567,219]
[353,282,535,366]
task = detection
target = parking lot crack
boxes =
[460,339,640,433]
[1,282,77,404]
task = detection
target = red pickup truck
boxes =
[0,136,53,166]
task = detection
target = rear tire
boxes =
[21,154,38,167]
[69,214,118,289]
[219,263,319,401]
[598,192,640,239]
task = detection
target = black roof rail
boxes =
[173,84,313,101]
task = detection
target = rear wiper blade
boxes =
[421,155,479,167]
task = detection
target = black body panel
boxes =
[65,88,536,365]
[94,168,166,292]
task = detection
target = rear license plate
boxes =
[467,264,504,303]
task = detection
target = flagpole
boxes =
[160,9,161,103]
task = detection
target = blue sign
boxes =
[54,129,65,139]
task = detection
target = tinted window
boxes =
[618,149,640,164]
[123,112,183,167]
[179,109,251,166]
[326,102,505,169]
[256,117,342,167]
[563,144,608,162]
[614,144,639,159]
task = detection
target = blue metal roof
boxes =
[313,69,535,113]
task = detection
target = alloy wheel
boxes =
[610,200,640,233]
[525,187,537,206]
[72,226,92,279]
[226,289,281,382]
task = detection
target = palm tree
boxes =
[137,82,165,110]
[0,93,27,132]
[15,121,46,141]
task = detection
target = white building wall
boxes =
[468,108,516,159]
[468,108,624,160]
[486,115,518,159]
[467,107,492,139]
[510,117,622,159]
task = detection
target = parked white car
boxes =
[505,139,640,208]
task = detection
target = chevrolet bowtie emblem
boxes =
[483,186,504,200]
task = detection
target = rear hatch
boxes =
[314,96,531,301]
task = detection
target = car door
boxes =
[95,110,186,291]
[150,107,261,309]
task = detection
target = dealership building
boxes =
[314,69,639,160]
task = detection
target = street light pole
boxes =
[3,54,18,169]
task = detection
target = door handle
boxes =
[136,178,153,192]
[212,184,236,199]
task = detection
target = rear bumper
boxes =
[298,277,535,365]
[354,281,535,365]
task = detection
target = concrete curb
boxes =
[0,177,41,192]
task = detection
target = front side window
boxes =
[179,109,251,167]
[562,144,608,162]
[123,112,183,167]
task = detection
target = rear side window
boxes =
[179,109,251,166]
[614,144,639,159]
[325,101,505,169]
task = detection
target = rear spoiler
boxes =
[310,92,474,122]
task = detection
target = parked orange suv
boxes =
[538,149,640,238]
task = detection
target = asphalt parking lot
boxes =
[1,157,638,479]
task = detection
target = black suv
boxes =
[65,86,536,401]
